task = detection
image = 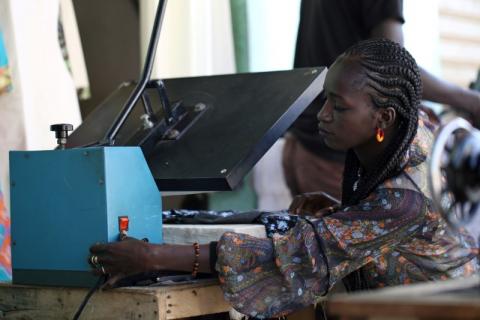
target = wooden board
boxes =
[0,280,230,320]
[328,275,480,320]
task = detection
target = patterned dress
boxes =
[216,116,479,319]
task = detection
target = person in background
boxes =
[284,0,480,200]
[89,39,478,319]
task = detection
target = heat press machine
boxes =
[9,0,326,287]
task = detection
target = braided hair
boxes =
[339,39,422,292]
[340,38,422,207]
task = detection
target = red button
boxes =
[118,216,129,232]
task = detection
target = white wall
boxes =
[403,0,442,111]
[0,0,82,209]
[438,0,480,87]
[246,0,301,210]
[404,0,442,77]
[246,0,301,72]
[139,0,236,78]
[0,0,25,210]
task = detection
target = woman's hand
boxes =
[288,191,340,217]
[89,237,158,288]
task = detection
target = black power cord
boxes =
[72,275,106,320]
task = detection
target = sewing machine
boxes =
[9,0,326,287]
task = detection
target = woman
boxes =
[89,39,478,318]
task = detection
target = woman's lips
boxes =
[318,126,332,136]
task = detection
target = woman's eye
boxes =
[333,105,346,112]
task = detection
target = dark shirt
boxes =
[291,0,405,161]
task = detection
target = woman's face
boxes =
[317,57,379,151]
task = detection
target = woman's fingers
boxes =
[90,243,109,254]
[288,196,306,214]
[289,192,341,216]
[287,199,298,213]
[91,267,103,276]
[101,273,124,290]
[291,196,317,216]
[89,239,152,275]
[87,242,136,290]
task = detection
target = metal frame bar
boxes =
[103,0,168,145]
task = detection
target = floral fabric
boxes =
[0,190,11,281]
[216,114,478,318]
[0,31,12,95]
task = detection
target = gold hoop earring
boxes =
[376,128,384,143]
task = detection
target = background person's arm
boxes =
[370,18,480,125]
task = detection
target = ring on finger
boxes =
[100,265,107,275]
[90,255,99,265]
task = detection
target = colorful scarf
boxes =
[0,31,12,95]
[0,189,11,281]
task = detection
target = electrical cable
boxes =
[72,275,106,320]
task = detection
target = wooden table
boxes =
[328,275,480,320]
[0,279,231,320]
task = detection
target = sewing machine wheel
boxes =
[429,118,479,228]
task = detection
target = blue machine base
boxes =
[13,269,100,287]
[10,147,162,287]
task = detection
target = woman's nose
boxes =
[317,100,333,122]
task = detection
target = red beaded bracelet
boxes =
[192,242,200,277]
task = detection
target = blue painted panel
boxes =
[10,148,107,271]
[103,148,162,244]
[10,147,162,278]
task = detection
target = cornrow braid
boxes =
[340,38,422,206]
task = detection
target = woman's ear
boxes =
[376,107,396,129]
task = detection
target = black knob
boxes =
[50,123,73,149]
